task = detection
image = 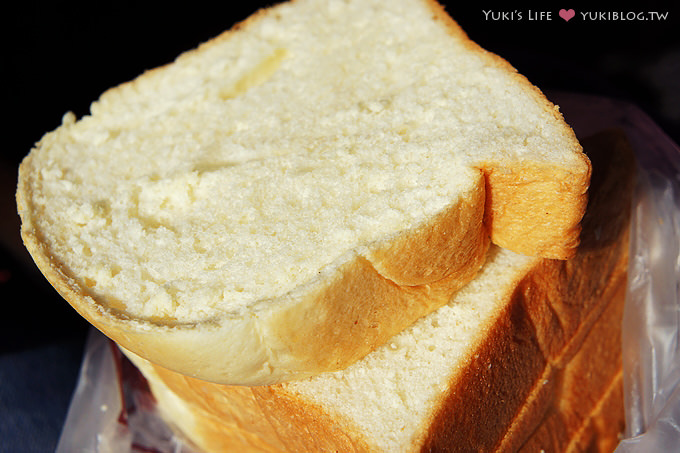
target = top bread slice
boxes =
[16,0,590,385]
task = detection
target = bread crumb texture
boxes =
[20,0,582,324]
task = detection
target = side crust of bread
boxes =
[421,130,632,451]
[425,0,591,259]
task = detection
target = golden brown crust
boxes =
[367,176,488,286]
[497,277,627,453]
[426,0,590,260]
[478,159,591,260]
[418,129,633,452]
[567,371,626,453]
[511,280,627,453]
[133,358,373,453]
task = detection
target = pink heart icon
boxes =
[559,9,575,21]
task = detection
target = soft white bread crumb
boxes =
[18,0,589,385]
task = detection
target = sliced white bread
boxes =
[124,130,633,452]
[17,0,590,385]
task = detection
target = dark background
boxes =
[1,1,678,451]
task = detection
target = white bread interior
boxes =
[124,129,633,452]
[17,0,590,385]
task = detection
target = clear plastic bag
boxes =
[56,93,680,452]
[616,170,680,452]
[55,329,196,453]
[611,114,680,452]
[552,93,680,452]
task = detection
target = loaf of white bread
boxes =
[124,129,633,452]
[17,0,590,385]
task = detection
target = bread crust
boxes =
[134,360,374,452]
[419,130,632,452]
[17,0,589,385]
[478,159,591,260]
[123,129,633,452]
[426,0,591,260]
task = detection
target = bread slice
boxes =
[123,129,632,452]
[17,0,590,385]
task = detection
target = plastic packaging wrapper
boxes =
[56,93,680,452]
[55,330,198,453]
